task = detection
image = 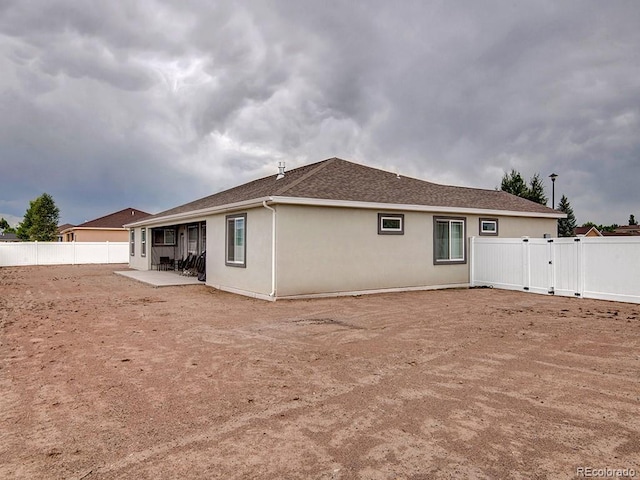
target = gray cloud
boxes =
[0,0,638,226]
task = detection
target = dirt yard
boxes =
[1,265,639,479]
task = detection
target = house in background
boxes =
[605,225,640,236]
[574,226,603,237]
[0,232,20,242]
[57,223,75,242]
[61,208,151,242]
[125,158,564,300]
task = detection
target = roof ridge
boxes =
[274,158,336,196]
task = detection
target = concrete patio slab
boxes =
[115,269,204,287]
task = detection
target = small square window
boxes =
[378,213,404,235]
[479,218,498,236]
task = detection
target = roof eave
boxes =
[123,197,272,228]
[125,195,565,227]
[63,227,127,232]
[269,196,567,219]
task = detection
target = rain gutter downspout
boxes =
[262,199,276,298]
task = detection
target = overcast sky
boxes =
[1,0,638,227]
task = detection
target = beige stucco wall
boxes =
[274,205,558,297]
[206,207,273,297]
[67,229,129,242]
[126,204,558,299]
[128,227,151,270]
[476,215,557,238]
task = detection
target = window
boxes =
[479,218,498,236]
[434,217,466,264]
[153,228,176,246]
[226,214,246,267]
[378,213,404,235]
[130,229,135,256]
[200,224,206,254]
[188,225,198,254]
[141,228,146,257]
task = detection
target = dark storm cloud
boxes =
[0,0,638,225]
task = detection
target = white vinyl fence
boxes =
[470,236,640,304]
[0,242,129,267]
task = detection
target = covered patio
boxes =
[149,221,205,271]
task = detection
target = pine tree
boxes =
[525,173,548,206]
[0,217,15,234]
[500,170,549,206]
[16,193,60,241]
[557,195,577,237]
[500,170,528,198]
[629,214,637,226]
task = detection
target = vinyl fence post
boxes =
[35,241,38,265]
[521,237,530,291]
[469,236,475,287]
[550,240,555,294]
[576,238,584,297]
[73,241,76,265]
[106,241,110,264]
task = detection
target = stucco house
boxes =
[125,158,563,300]
[574,226,603,237]
[60,208,150,242]
[0,232,20,242]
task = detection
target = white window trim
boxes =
[226,214,247,267]
[141,228,146,257]
[479,218,498,236]
[200,223,206,254]
[378,213,404,235]
[187,225,198,255]
[434,216,466,265]
[130,229,135,256]
[153,228,176,246]
[164,229,175,245]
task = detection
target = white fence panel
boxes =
[471,236,640,304]
[35,242,75,265]
[471,238,524,291]
[0,242,129,266]
[108,242,126,263]
[582,238,640,303]
[0,242,37,266]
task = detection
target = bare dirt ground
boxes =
[1,265,639,480]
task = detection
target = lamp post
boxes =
[549,173,558,209]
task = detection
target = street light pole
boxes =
[549,173,558,209]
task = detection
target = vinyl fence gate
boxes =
[470,236,640,305]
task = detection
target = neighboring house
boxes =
[607,225,640,236]
[574,226,603,237]
[125,158,564,300]
[57,223,75,242]
[0,232,20,242]
[61,208,151,242]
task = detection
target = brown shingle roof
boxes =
[143,158,558,222]
[77,208,151,229]
[57,223,75,233]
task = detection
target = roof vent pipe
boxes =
[276,162,285,180]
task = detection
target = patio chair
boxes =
[159,256,173,271]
